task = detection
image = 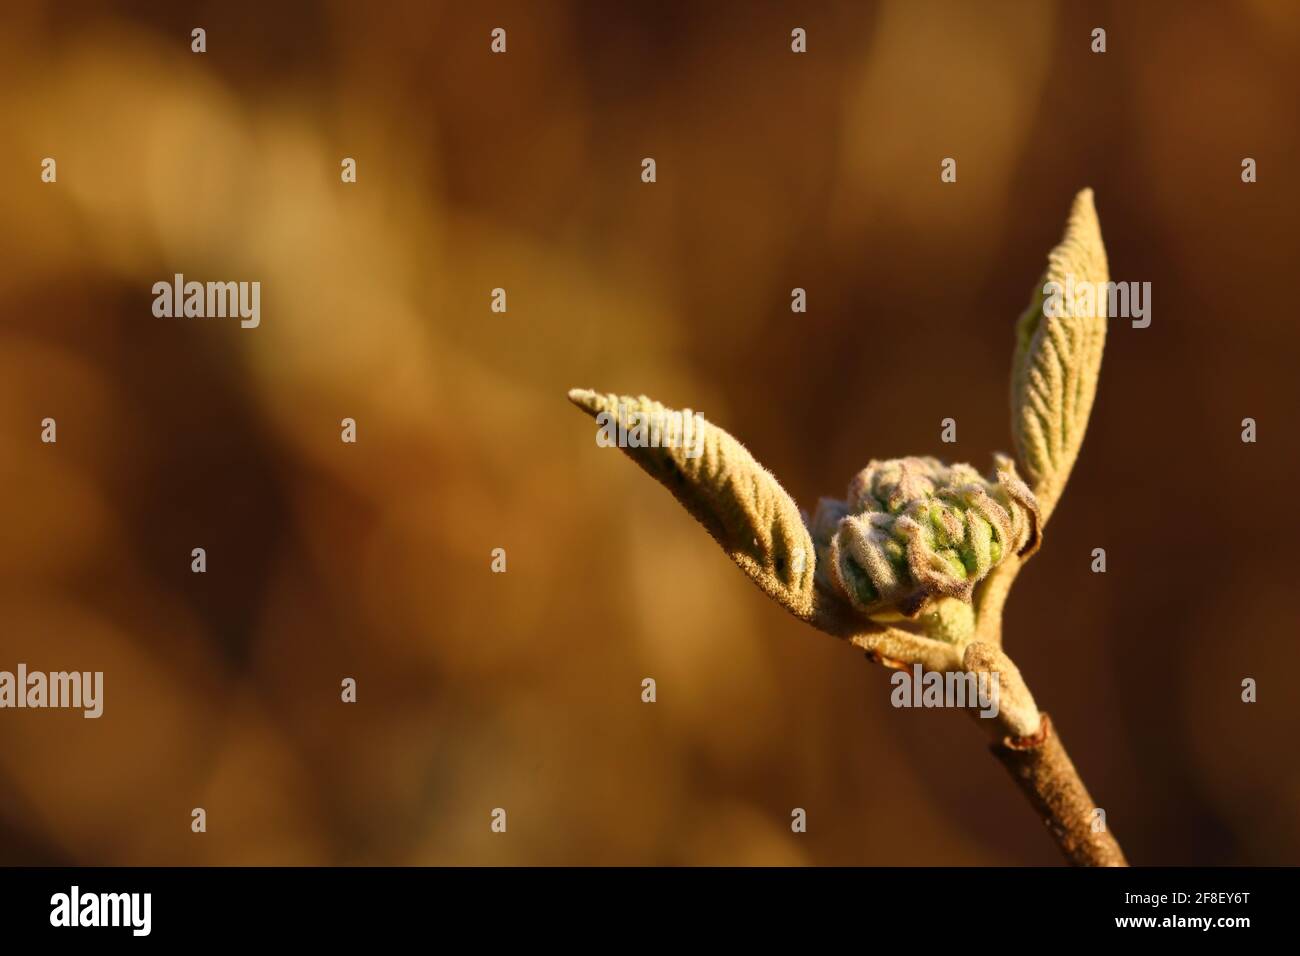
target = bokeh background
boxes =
[1,0,1297,866]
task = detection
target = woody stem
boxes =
[989,713,1127,866]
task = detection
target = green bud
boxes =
[813,455,1039,621]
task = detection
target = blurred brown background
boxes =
[1,0,1297,865]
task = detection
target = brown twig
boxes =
[990,713,1127,866]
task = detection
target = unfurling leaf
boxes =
[567,389,836,626]
[811,454,1039,631]
[1011,188,1109,525]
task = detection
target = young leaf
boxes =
[1011,189,1109,524]
[568,389,839,627]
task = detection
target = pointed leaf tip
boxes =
[567,388,599,412]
